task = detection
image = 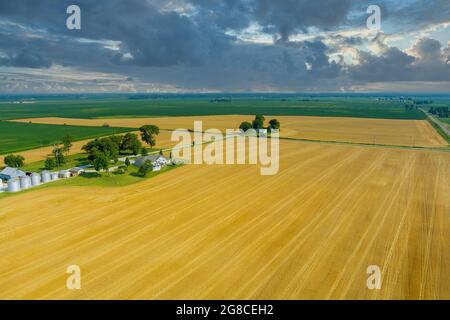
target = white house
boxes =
[134,154,170,168]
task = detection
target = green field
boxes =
[19,153,90,172]
[0,121,133,155]
[0,97,426,120]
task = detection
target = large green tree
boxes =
[83,136,119,163]
[252,115,265,129]
[91,150,110,173]
[268,119,281,130]
[120,133,142,155]
[61,134,73,155]
[4,154,25,168]
[139,125,160,149]
[239,121,252,132]
[52,144,66,167]
[44,157,57,170]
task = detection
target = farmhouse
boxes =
[0,167,26,182]
[134,154,170,168]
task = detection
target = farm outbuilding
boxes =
[0,167,26,181]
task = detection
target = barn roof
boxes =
[0,167,26,179]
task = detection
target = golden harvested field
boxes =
[0,140,448,299]
[0,130,177,164]
[12,115,447,147]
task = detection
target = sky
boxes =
[0,0,449,93]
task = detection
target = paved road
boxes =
[420,108,450,136]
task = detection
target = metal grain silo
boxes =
[41,171,51,183]
[7,179,20,192]
[50,172,59,181]
[20,176,31,189]
[31,173,41,186]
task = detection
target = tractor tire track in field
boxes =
[143,149,364,299]
[71,144,348,299]
[0,139,448,299]
[1,142,324,298]
[336,155,417,299]
[232,150,387,299]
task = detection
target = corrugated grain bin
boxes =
[41,171,51,183]
[51,172,59,181]
[7,179,20,192]
[31,173,41,186]
[20,176,31,189]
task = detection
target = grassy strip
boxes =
[425,117,450,144]
[19,153,90,172]
[0,121,135,155]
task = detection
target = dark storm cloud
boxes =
[4,50,52,68]
[349,37,450,82]
[386,0,450,31]
[189,0,358,40]
[189,0,253,31]
[0,0,232,68]
[253,0,356,40]
[0,0,449,92]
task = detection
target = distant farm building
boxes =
[0,167,26,182]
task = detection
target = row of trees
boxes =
[2,124,161,174]
[239,115,280,133]
[414,100,434,105]
[428,107,449,118]
[45,134,74,169]
[82,125,160,172]
[404,104,417,111]
[3,134,73,169]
